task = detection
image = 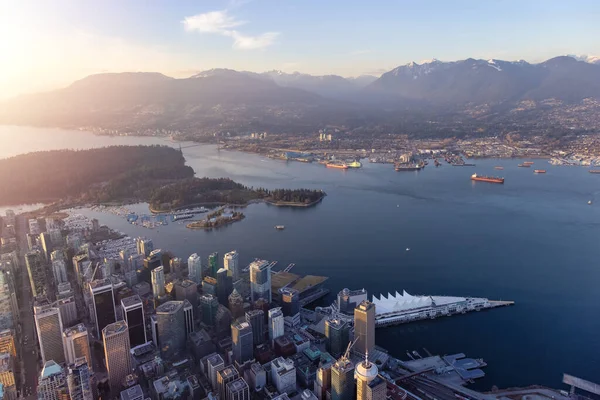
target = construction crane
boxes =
[341,337,359,361]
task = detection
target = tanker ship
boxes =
[471,173,504,184]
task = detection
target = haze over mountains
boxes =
[1,55,600,136]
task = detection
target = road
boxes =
[15,215,40,399]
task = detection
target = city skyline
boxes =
[1,0,599,98]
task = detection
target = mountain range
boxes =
[1,55,599,134]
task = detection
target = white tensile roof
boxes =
[372,290,467,315]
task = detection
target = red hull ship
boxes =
[471,173,504,184]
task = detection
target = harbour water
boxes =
[2,125,600,390]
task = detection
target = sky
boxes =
[0,0,599,98]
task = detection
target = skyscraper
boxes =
[183,299,194,339]
[268,307,284,342]
[280,288,300,317]
[54,296,77,328]
[25,250,44,297]
[226,378,250,400]
[37,360,69,400]
[200,294,219,327]
[103,320,132,391]
[315,364,332,400]
[354,300,375,356]
[121,295,147,348]
[63,323,92,369]
[206,353,225,390]
[223,250,240,282]
[228,289,244,320]
[34,303,65,364]
[155,301,186,360]
[67,357,93,400]
[202,276,217,296]
[331,357,355,400]
[249,260,271,303]
[170,257,182,279]
[52,259,68,285]
[89,278,116,336]
[232,320,254,364]
[174,279,198,309]
[270,357,296,395]
[151,266,165,298]
[355,354,385,400]
[208,252,219,277]
[188,253,202,284]
[216,268,233,306]
[245,310,265,345]
[325,319,350,358]
[136,237,154,257]
[217,367,239,400]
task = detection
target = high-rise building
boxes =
[270,357,296,394]
[354,300,375,356]
[37,360,69,400]
[280,288,300,317]
[0,330,16,356]
[249,260,271,303]
[34,303,65,364]
[28,218,40,235]
[63,324,92,369]
[89,278,116,336]
[103,320,132,391]
[223,251,240,282]
[337,288,368,315]
[331,357,355,400]
[226,378,250,400]
[174,279,198,309]
[202,276,217,296]
[208,252,219,277]
[245,310,264,345]
[51,259,68,285]
[268,307,284,342]
[217,367,239,399]
[216,268,233,306]
[232,320,253,364]
[188,253,202,284]
[48,228,63,247]
[121,295,147,348]
[169,257,182,279]
[136,237,154,257]
[40,232,53,262]
[228,289,244,320]
[54,296,77,328]
[183,299,194,339]
[200,294,219,327]
[325,319,350,358]
[315,364,332,400]
[215,305,232,339]
[355,354,385,400]
[155,301,186,360]
[67,357,93,400]
[150,315,159,348]
[151,266,165,298]
[244,362,266,392]
[120,384,144,400]
[206,353,225,390]
[25,250,45,297]
[143,249,162,272]
[4,210,15,226]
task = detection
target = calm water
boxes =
[2,126,600,390]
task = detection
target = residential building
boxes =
[136,237,153,257]
[188,253,202,284]
[103,320,132,391]
[169,257,182,279]
[268,307,284,343]
[223,251,240,281]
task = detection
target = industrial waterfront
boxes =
[2,126,600,391]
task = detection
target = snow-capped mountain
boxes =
[366,56,600,104]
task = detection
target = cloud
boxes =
[183,10,278,50]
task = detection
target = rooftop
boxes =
[103,320,128,336]
[89,278,112,291]
[271,272,300,291]
[156,301,183,314]
[63,323,87,337]
[120,384,143,400]
[291,275,328,293]
[41,360,62,379]
[121,295,143,308]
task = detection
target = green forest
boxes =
[150,178,325,210]
[0,145,193,205]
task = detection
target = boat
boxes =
[395,163,423,171]
[434,159,441,167]
[326,162,348,170]
[452,163,476,167]
[173,213,194,221]
[494,166,504,170]
[518,164,531,168]
[589,170,600,174]
[346,160,362,168]
[588,200,593,205]
[523,161,534,165]
[471,173,504,184]
[275,225,285,230]
[534,169,546,174]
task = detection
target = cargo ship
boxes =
[346,160,362,168]
[518,164,531,168]
[523,161,534,165]
[326,162,348,170]
[395,164,422,171]
[534,169,546,174]
[494,166,504,170]
[471,173,504,184]
[589,170,600,174]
